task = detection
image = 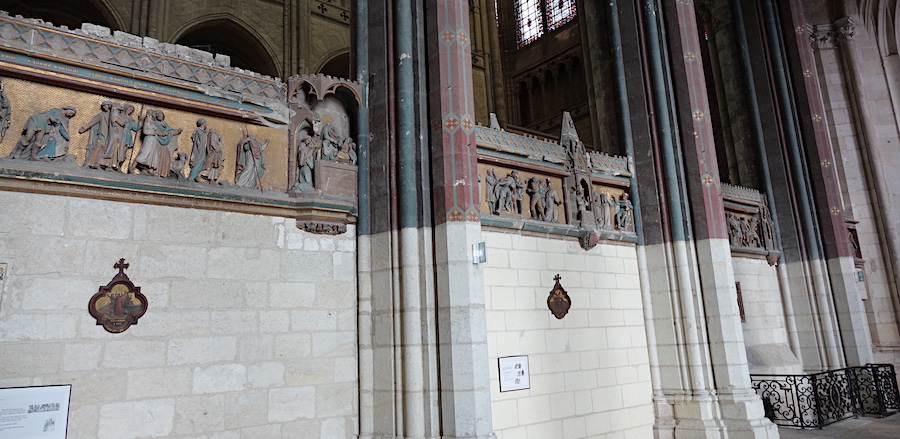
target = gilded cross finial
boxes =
[554,274,561,283]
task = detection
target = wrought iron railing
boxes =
[750,364,899,428]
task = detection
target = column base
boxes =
[656,395,779,439]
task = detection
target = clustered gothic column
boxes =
[609,0,779,436]
[782,0,873,368]
[356,0,495,437]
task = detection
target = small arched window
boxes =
[515,0,576,47]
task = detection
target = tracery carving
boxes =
[301,222,348,235]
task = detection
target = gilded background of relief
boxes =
[0,77,289,190]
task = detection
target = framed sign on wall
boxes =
[0,384,71,439]
[498,355,530,392]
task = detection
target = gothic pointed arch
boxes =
[171,15,281,79]
[858,0,900,55]
[317,50,351,79]
[0,0,124,31]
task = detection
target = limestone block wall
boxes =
[732,257,801,374]
[815,17,900,364]
[0,190,358,439]
[482,231,653,438]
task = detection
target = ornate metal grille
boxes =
[751,364,899,429]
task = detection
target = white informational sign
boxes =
[0,385,71,439]
[498,355,530,392]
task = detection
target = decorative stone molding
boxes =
[0,13,285,103]
[810,17,855,50]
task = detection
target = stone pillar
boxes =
[632,0,778,436]
[357,0,495,437]
[425,1,495,436]
[789,5,874,366]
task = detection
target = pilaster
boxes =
[788,4,873,366]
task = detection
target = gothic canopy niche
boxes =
[287,74,362,229]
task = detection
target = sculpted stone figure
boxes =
[527,176,546,219]
[0,82,10,143]
[188,118,225,184]
[80,101,113,169]
[6,106,76,160]
[336,136,357,165]
[727,212,742,246]
[484,169,498,208]
[593,191,614,229]
[491,170,521,215]
[542,179,563,222]
[108,104,142,171]
[133,109,183,177]
[293,128,319,192]
[614,192,633,230]
[319,122,340,161]
[235,134,268,189]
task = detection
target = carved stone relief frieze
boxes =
[6,106,77,161]
[725,202,778,265]
[525,176,563,222]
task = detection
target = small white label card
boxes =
[498,355,530,392]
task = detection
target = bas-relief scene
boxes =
[477,161,633,234]
[0,77,287,190]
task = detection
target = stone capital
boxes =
[810,17,855,50]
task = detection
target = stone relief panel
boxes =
[0,14,357,229]
[474,111,635,244]
[477,163,564,223]
[0,77,287,190]
[722,184,779,265]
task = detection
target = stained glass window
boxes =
[514,0,577,47]
[515,0,543,47]
[546,0,576,31]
